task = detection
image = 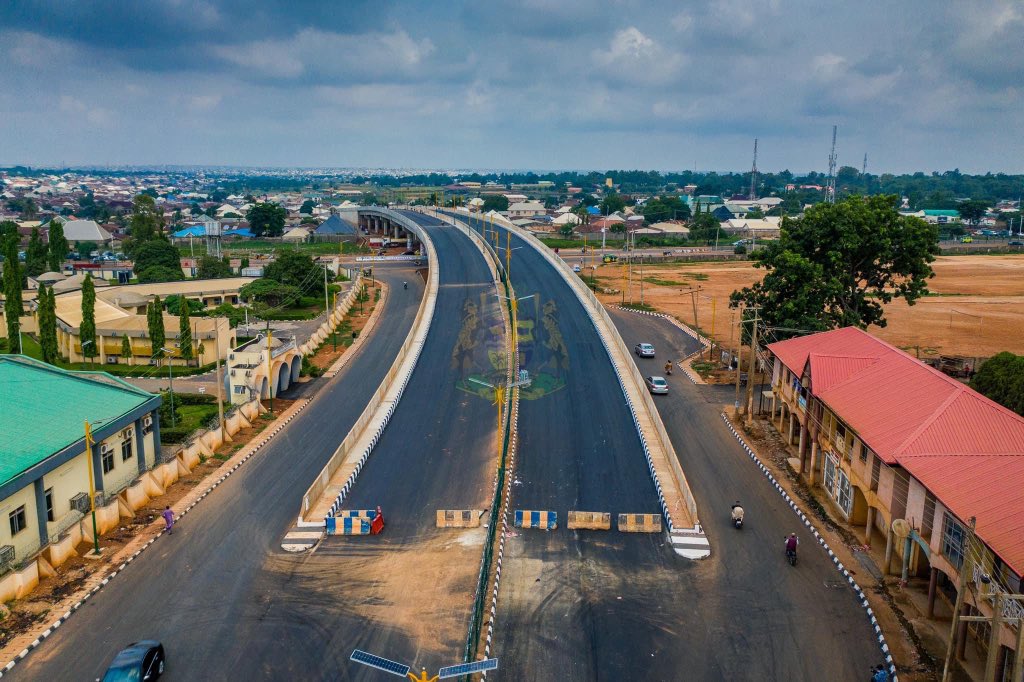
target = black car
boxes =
[102,640,165,681]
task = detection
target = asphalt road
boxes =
[606,308,885,680]
[15,266,424,681]
[448,212,882,680]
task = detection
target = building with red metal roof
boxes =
[764,326,1023,666]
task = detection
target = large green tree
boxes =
[133,239,182,275]
[126,193,165,253]
[599,192,628,215]
[3,238,23,351]
[482,195,509,212]
[25,227,48,277]
[178,297,193,361]
[730,195,939,335]
[38,285,59,364]
[80,273,97,362]
[688,212,721,241]
[246,202,286,238]
[642,195,689,224]
[47,220,68,271]
[148,296,166,358]
[239,279,301,308]
[264,249,331,295]
[970,352,1024,416]
[956,199,988,226]
[197,255,232,279]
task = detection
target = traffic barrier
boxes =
[514,509,557,530]
[566,511,611,530]
[617,513,662,533]
[337,509,379,520]
[327,516,371,535]
[436,509,482,528]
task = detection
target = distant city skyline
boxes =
[2,1,1022,174]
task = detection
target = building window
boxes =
[102,447,115,474]
[834,423,847,452]
[859,442,868,463]
[45,488,54,522]
[823,453,853,516]
[942,512,967,571]
[121,437,133,462]
[8,506,27,536]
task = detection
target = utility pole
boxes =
[324,264,329,317]
[942,517,977,682]
[265,320,273,414]
[215,321,225,442]
[745,307,760,423]
[83,420,102,556]
[749,138,758,200]
[734,312,743,417]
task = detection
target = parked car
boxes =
[960,236,973,243]
[634,342,656,358]
[645,376,669,395]
[102,640,165,681]
[1009,241,1023,247]
[572,263,581,273]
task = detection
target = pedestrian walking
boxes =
[162,506,175,535]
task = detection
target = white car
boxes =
[645,376,669,395]
[634,343,655,358]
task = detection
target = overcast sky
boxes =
[1,1,1022,174]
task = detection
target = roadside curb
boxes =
[719,412,897,682]
[0,397,311,678]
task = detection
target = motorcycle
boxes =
[403,282,408,290]
[730,506,744,529]
[786,547,798,566]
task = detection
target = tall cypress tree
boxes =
[148,295,166,358]
[178,298,193,361]
[26,227,48,277]
[38,286,59,364]
[121,334,132,364]
[3,239,22,353]
[47,221,68,272]
[79,273,96,363]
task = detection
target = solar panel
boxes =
[350,650,411,677]
[438,658,499,679]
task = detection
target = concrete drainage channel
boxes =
[719,412,898,682]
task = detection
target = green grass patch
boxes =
[643,277,686,286]
[620,302,656,312]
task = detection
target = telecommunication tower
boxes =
[749,139,759,200]
[826,125,838,204]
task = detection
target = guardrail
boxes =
[445,210,701,529]
[298,210,440,522]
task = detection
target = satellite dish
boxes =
[891,518,911,539]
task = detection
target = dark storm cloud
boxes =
[0,0,1021,172]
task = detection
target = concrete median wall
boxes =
[566,511,612,530]
[436,509,483,528]
[514,509,557,530]
[299,211,440,522]
[618,513,663,533]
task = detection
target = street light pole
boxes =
[161,347,176,427]
[83,420,102,555]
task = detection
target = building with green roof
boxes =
[0,356,161,571]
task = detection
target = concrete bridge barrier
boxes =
[436,509,483,528]
[514,509,557,530]
[617,513,663,533]
[566,511,612,530]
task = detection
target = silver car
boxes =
[645,376,668,394]
[634,343,655,358]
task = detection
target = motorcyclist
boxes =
[730,501,744,525]
[664,361,673,375]
[871,665,890,682]
[785,533,799,557]
[403,281,408,290]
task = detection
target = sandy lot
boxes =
[591,255,1024,358]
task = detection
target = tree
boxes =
[38,285,59,364]
[127,193,164,253]
[970,352,1024,416]
[599,192,627,215]
[80,273,97,363]
[197,255,232,279]
[163,294,203,316]
[246,202,286,238]
[610,222,626,235]
[264,249,331,295]
[178,298,193,361]
[0,220,18,251]
[239,279,301,308]
[730,195,940,335]
[25,227,48,277]
[3,237,23,351]
[148,296,166,358]
[77,241,99,259]
[482,195,510,212]
[957,199,988,226]
[137,265,185,283]
[121,334,132,364]
[133,239,182,274]
[300,199,316,215]
[558,224,575,238]
[47,220,68,271]
[210,302,246,328]
[642,195,689,224]
[689,212,720,241]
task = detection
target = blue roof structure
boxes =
[172,225,206,238]
[225,227,253,238]
[315,214,358,236]
[586,206,601,215]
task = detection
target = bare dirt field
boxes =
[592,254,1024,359]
